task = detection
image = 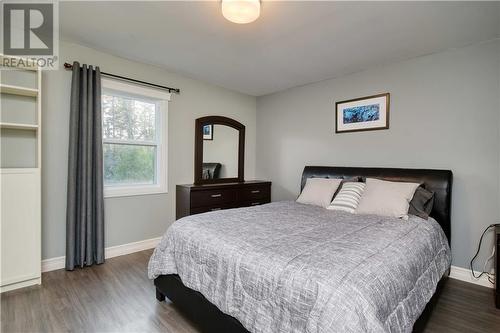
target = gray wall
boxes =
[256,40,500,269]
[42,41,256,260]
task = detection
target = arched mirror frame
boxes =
[194,116,245,185]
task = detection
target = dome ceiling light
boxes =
[221,0,261,24]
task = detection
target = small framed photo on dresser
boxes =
[335,93,390,133]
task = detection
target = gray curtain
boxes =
[66,61,105,270]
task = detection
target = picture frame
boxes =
[335,93,390,133]
[203,124,213,140]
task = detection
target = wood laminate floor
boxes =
[1,249,499,333]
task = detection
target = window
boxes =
[101,78,170,197]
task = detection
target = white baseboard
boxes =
[449,265,494,288]
[41,237,161,273]
[105,237,161,259]
[41,256,66,273]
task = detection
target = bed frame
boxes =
[154,166,453,333]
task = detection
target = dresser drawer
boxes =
[191,204,236,215]
[239,185,270,202]
[191,189,237,208]
[240,199,270,208]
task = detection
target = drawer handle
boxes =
[251,202,260,206]
[211,194,222,198]
[211,207,222,211]
[251,190,260,194]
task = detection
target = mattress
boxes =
[148,201,451,333]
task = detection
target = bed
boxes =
[149,166,453,333]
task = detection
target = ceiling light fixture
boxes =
[221,0,261,24]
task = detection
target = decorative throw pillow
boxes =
[408,186,435,220]
[296,178,343,208]
[327,182,366,213]
[355,178,420,219]
[331,176,361,198]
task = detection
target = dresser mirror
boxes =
[194,116,245,184]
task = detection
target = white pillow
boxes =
[297,178,342,208]
[327,182,366,213]
[355,178,420,219]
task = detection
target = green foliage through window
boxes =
[103,144,156,185]
[102,94,156,141]
[102,92,158,186]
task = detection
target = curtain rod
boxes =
[63,62,180,94]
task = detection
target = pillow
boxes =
[355,178,420,219]
[297,178,343,208]
[327,182,366,213]
[331,176,361,198]
[408,186,435,220]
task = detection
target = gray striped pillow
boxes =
[327,182,366,213]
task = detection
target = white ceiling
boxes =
[60,1,500,96]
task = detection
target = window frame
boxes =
[101,78,171,198]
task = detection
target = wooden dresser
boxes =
[176,181,271,219]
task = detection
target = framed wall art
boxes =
[335,93,390,133]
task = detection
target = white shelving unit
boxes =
[0,84,39,97]
[0,56,42,293]
[0,122,39,130]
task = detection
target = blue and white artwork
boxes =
[336,93,389,133]
[203,124,213,140]
[343,104,380,124]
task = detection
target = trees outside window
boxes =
[101,79,170,197]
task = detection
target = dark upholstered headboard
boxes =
[301,166,453,243]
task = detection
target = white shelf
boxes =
[0,84,38,97]
[0,168,39,174]
[0,122,38,131]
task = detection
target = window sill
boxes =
[104,185,168,198]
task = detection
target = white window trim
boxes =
[101,78,171,198]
